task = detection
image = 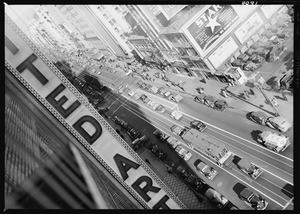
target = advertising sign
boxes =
[186,5,239,53]
[208,37,238,69]
[234,12,264,44]
[5,14,183,210]
[157,5,186,20]
[260,5,282,19]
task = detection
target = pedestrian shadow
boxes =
[227,91,277,117]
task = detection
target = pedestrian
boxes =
[145,158,151,165]
[244,90,250,98]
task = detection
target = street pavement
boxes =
[133,22,294,126]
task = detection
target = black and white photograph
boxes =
[4,4,295,210]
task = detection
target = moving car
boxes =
[128,90,135,97]
[139,94,147,102]
[204,188,229,209]
[266,116,292,132]
[239,186,268,210]
[153,129,169,141]
[170,110,182,120]
[170,125,184,136]
[132,135,149,151]
[175,145,192,161]
[257,131,290,152]
[156,104,166,113]
[171,94,183,103]
[194,159,218,180]
[190,120,206,132]
[164,91,172,99]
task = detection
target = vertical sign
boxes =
[5,14,183,210]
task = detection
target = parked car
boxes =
[194,94,206,104]
[238,185,268,210]
[204,95,217,108]
[248,111,270,125]
[214,99,228,111]
[237,53,250,63]
[175,145,192,161]
[166,137,181,149]
[204,188,229,209]
[190,120,206,132]
[266,116,292,132]
[153,129,169,141]
[132,135,149,151]
[194,159,218,180]
[170,125,184,136]
[170,110,182,120]
[243,61,258,71]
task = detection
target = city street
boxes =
[92,73,293,210]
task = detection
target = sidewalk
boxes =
[140,64,293,125]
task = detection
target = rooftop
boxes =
[159,5,206,35]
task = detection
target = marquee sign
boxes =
[186,5,239,54]
[5,14,184,210]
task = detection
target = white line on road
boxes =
[180,143,286,208]
[179,110,293,162]
[112,96,290,208]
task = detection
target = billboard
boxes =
[5,14,183,210]
[186,5,239,54]
[157,5,186,20]
[260,5,282,19]
[234,12,264,44]
[208,36,238,69]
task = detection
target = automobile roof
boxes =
[261,131,287,147]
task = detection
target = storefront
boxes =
[181,5,288,73]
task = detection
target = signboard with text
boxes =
[5,14,183,210]
[157,5,186,20]
[208,36,238,69]
[186,5,239,53]
[234,12,264,44]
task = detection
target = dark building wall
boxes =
[5,69,140,209]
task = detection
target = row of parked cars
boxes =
[112,115,150,151]
[137,80,183,103]
[194,94,228,111]
[230,23,290,71]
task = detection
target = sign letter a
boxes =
[114,154,140,180]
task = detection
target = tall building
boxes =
[5,9,185,209]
